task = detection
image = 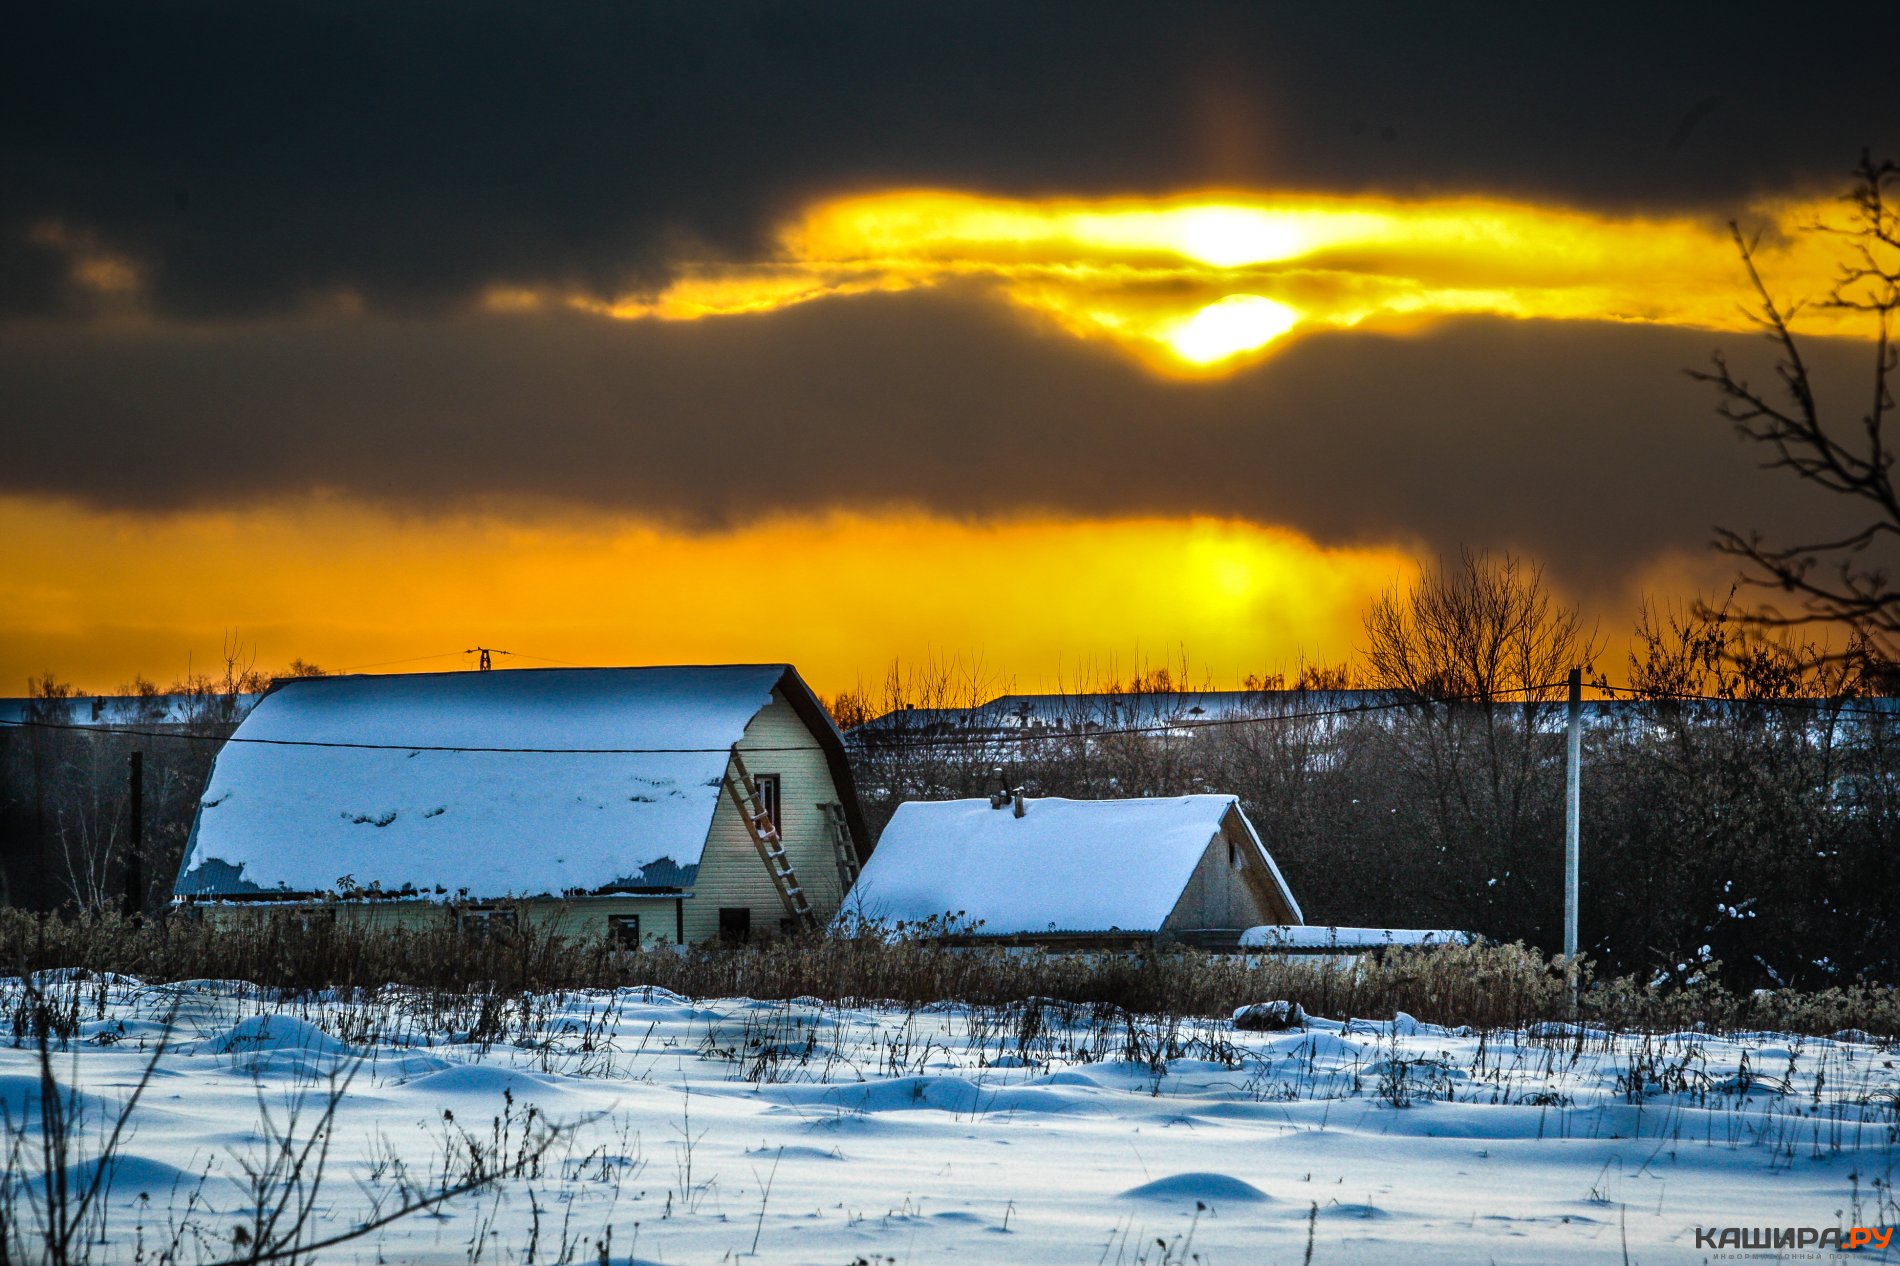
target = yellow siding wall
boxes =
[204,894,688,943]
[683,688,848,942]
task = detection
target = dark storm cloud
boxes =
[4,1,1896,319]
[0,290,1869,595]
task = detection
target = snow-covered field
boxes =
[4,978,1897,1264]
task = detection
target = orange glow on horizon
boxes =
[488,187,1867,376]
[0,497,1416,700]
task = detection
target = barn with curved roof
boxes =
[175,664,868,945]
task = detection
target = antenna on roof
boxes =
[465,646,511,671]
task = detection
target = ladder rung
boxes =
[728,759,815,923]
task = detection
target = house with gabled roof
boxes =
[841,793,1301,949]
[173,664,869,945]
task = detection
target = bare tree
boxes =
[1363,548,1594,702]
[16,677,129,912]
[1697,151,1900,657]
[840,654,1014,838]
[1360,549,1597,936]
[1590,597,1894,985]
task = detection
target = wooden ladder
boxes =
[725,751,815,928]
[820,802,859,893]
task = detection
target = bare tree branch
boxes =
[1697,151,1900,659]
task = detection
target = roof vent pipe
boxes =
[989,771,1012,810]
[1012,789,1026,818]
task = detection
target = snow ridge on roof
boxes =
[176,665,790,899]
[847,794,1269,935]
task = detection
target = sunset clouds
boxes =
[520,188,1866,374]
[4,2,1893,691]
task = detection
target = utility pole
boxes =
[1563,667,1582,1002]
[124,750,144,919]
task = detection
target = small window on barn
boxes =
[270,905,337,934]
[1228,839,1239,868]
[752,774,782,834]
[718,907,752,944]
[459,907,517,937]
[608,914,641,949]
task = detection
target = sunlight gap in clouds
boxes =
[489,188,1861,376]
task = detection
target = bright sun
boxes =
[1163,294,1302,366]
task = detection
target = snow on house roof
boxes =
[175,665,799,899]
[845,794,1299,935]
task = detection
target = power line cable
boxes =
[1592,681,1900,718]
[327,651,472,673]
[497,651,587,667]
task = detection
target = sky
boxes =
[5,1,1897,697]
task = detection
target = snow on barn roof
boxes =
[176,665,806,900]
[845,794,1301,935]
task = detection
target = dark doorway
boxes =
[718,907,752,944]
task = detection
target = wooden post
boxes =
[1563,668,1581,1002]
[125,750,144,918]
